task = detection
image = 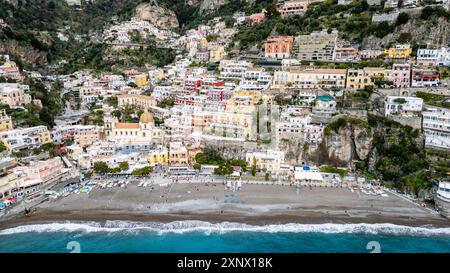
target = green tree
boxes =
[157,97,175,108]
[395,12,410,26]
[112,109,121,119]
[265,0,280,18]
[119,161,129,171]
[251,156,257,176]
[106,97,118,108]
[131,166,153,175]
[93,161,110,174]
[0,141,7,152]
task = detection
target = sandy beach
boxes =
[1,182,449,229]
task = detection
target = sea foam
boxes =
[1,221,450,236]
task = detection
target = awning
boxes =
[294,171,323,181]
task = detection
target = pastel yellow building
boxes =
[74,126,104,148]
[384,44,412,59]
[226,90,262,110]
[117,94,157,109]
[199,38,208,47]
[168,142,189,166]
[132,74,149,87]
[203,111,254,140]
[346,67,390,89]
[0,110,13,132]
[39,130,52,145]
[209,45,226,63]
[149,147,169,165]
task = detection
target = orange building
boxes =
[264,36,294,59]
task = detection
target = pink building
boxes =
[248,11,267,25]
[278,1,309,17]
[303,124,324,144]
[14,157,67,187]
[391,63,411,88]
[0,57,24,81]
[334,46,358,61]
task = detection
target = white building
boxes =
[294,167,324,184]
[416,49,440,67]
[437,181,450,202]
[312,96,337,118]
[384,0,398,8]
[246,150,285,174]
[152,86,173,100]
[297,91,317,105]
[423,107,450,150]
[273,69,347,89]
[219,60,253,80]
[438,47,450,67]
[416,47,450,67]
[384,96,423,117]
[0,126,51,151]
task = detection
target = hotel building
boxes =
[384,96,423,117]
[264,36,294,59]
[422,107,450,150]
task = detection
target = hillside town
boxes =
[0,0,449,219]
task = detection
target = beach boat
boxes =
[350,187,354,193]
[381,193,389,197]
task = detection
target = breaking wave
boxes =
[1,221,450,236]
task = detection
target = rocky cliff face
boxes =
[321,123,372,167]
[362,17,450,49]
[135,3,179,29]
[198,0,229,13]
[304,118,373,167]
[278,137,304,165]
[0,39,47,66]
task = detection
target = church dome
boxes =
[139,109,154,124]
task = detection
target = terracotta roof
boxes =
[115,123,139,129]
[291,69,347,74]
[118,94,155,100]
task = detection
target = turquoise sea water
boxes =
[0,221,450,253]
